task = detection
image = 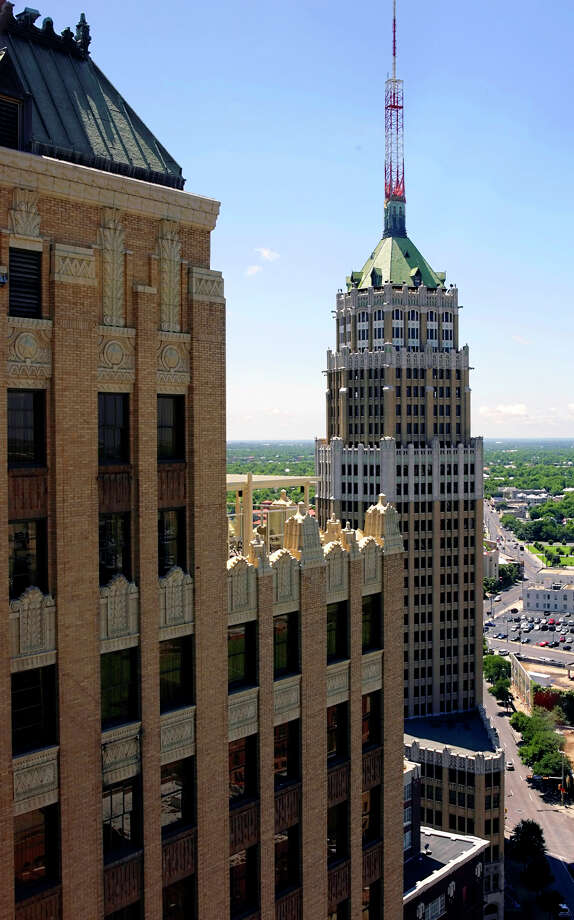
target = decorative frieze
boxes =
[9,188,41,238]
[98,208,125,326]
[227,556,257,624]
[101,722,141,785]
[53,242,96,286]
[158,220,181,332]
[100,575,139,650]
[159,566,193,636]
[157,331,190,388]
[189,266,225,304]
[160,706,196,764]
[7,316,52,381]
[10,588,56,661]
[273,674,301,726]
[360,536,382,590]
[270,548,300,613]
[326,660,350,705]
[97,325,135,387]
[362,650,383,694]
[13,746,59,815]
[324,540,348,602]
[228,687,258,742]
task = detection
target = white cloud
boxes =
[255,247,280,262]
[479,403,528,423]
[511,334,530,345]
[245,265,262,277]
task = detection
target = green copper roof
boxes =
[348,235,445,291]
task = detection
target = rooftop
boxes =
[0,6,183,188]
[347,234,446,291]
[405,709,497,755]
[404,827,488,900]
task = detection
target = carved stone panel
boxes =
[15,886,61,920]
[101,723,141,785]
[275,887,302,920]
[362,650,383,694]
[273,675,301,726]
[97,326,135,388]
[362,747,382,791]
[328,860,350,910]
[10,588,56,661]
[327,762,349,807]
[7,317,52,381]
[325,541,348,603]
[162,826,197,886]
[229,800,259,855]
[160,706,196,765]
[158,221,181,331]
[270,549,300,613]
[13,746,59,815]
[362,841,383,886]
[53,243,96,286]
[360,537,382,591]
[159,567,193,635]
[104,852,143,915]
[157,332,190,388]
[228,688,258,742]
[326,660,350,705]
[99,575,139,648]
[189,266,225,304]
[98,208,125,326]
[275,783,301,833]
[227,556,257,624]
[9,188,41,238]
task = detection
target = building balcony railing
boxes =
[362,840,383,886]
[98,467,132,513]
[230,799,259,855]
[275,782,301,832]
[328,860,350,910]
[9,469,48,519]
[10,588,56,664]
[275,887,302,920]
[162,825,197,887]
[328,762,349,807]
[158,463,186,507]
[362,747,382,791]
[103,850,143,915]
[15,885,61,920]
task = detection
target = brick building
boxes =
[0,7,407,920]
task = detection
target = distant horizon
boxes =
[227,437,574,444]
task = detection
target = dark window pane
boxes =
[158,508,186,576]
[11,666,57,755]
[163,877,195,920]
[9,519,47,599]
[7,390,45,467]
[9,248,41,318]
[362,692,380,749]
[98,393,129,465]
[327,802,348,865]
[230,846,259,918]
[161,759,195,834]
[14,806,59,898]
[101,649,138,729]
[275,826,300,895]
[274,721,300,787]
[327,703,348,762]
[158,395,185,462]
[362,594,382,652]
[229,736,257,804]
[159,637,193,712]
[327,602,348,662]
[362,788,380,844]
[99,513,130,585]
[0,96,20,150]
[273,612,299,678]
[228,622,256,690]
[102,779,141,860]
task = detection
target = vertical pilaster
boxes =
[256,565,275,919]
[348,556,363,920]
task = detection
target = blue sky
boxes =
[56,0,574,439]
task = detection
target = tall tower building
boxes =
[316,2,483,720]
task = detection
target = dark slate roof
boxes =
[404,828,483,895]
[0,6,184,189]
[405,710,497,755]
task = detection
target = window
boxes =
[275,826,300,895]
[102,779,141,860]
[362,881,381,920]
[327,601,348,662]
[362,594,382,651]
[159,637,194,712]
[158,395,185,462]
[101,648,139,729]
[9,248,42,318]
[11,665,57,756]
[7,390,45,467]
[273,612,299,678]
[0,95,21,150]
[160,759,195,834]
[274,721,300,787]
[403,828,412,852]
[229,736,258,804]
[99,512,130,585]
[9,518,47,599]
[158,508,186,576]
[327,703,348,762]
[108,906,142,920]
[228,622,257,691]
[327,802,348,864]
[362,788,380,844]
[362,692,380,749]
[230,846,259,918]
[14,806,59,898]
[424,894,446,920]
[98,393,129,465]
[163,878,196,920]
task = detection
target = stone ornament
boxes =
[362,650,383,693]
[158,220,181,331]
[359,536,381,585]
[327,660,350,704]
[157,332,190,387]
[53,243,96,286]
[9,587,56,658]
[416,904,424,920]
[475,862,483,878]
[189,266,225,304]
[97,326,135,385]
[324,540,348,595]
[270,548,300,609]
[227,556,257,619]
[160,706,196,763]
[448,881,456,899]
[159,566,193,630]
[273,674,301,726]
[98,208,125,326]
[99,574,139,642]
[13,746,59,815]
[7,316,52,380]
[9,188,41,237]
[228,687,258,742]
[101,723,141,784]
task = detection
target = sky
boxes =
[55,0,574,439]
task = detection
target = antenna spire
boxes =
[384,0,406,237]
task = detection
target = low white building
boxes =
[483,540,499,580]
[523,572,574,615]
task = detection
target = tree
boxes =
[530,749,566,778]
[510,819,546,866]
[484,655,511,685]
[523,854,553,892]
[510,711,530,733]
[489,677,513,708]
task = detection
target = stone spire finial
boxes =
[248,533,271,573]
[340,521,359,558]
[324,513,342,544]
[75,12,91,54]
[362,493,404,554]
[283,503,324,568]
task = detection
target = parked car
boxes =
[539,641,549,647]
[557,905,572,919]
[510,607,519,614]
[507,761,515,770]
[495,595,502,602]
[560,636,566,642]
[564,644,572,651]
[521,637,530,644]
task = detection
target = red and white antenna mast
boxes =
[384,0,406,236]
